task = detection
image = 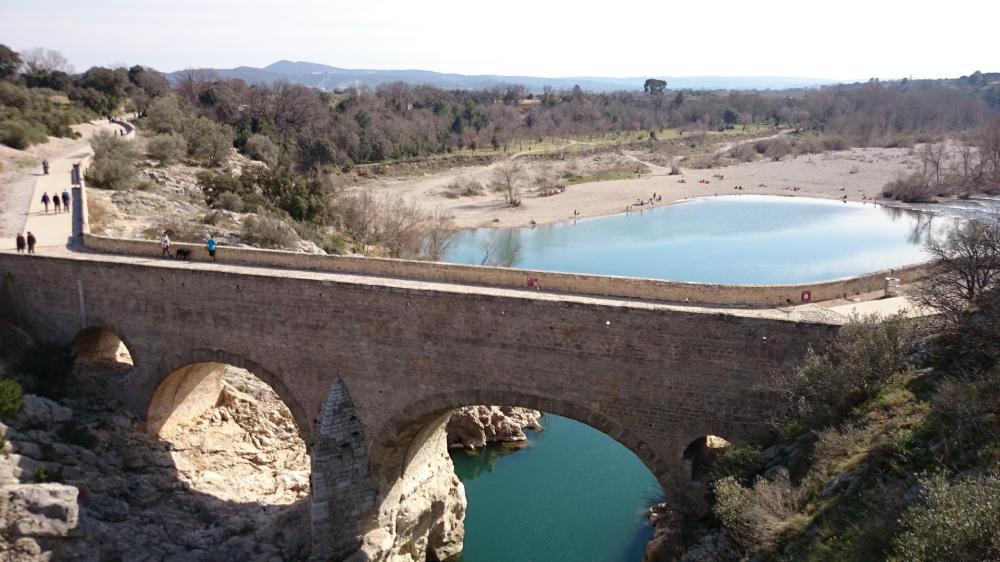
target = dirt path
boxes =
[0,120,123,240]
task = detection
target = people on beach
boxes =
[42,160,49,175]
[160,232,172,258]
[61,190,70,210]
[26,232,36,254]
[41,192,50,213]
[206,235,217,261]
[15,233,26,253]
[53,194,61,213]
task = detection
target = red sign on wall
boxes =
[801,290,812,302]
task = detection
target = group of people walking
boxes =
[15,232,36,254]
[40,190,71,214]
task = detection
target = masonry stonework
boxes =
[0,253,840,559]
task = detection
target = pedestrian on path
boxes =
[160,232,172,258]
[16,233,26,253]
[53,194,61,213]
[206,234,217,262]
[26,232,36,254]
[42,160,49,175]
[61,190,71,211]
[41,192,50,213]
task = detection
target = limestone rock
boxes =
[0,483,79,537]
[15,395,73,427]
[446,405,542,449]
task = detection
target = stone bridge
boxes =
[0,249,844,559]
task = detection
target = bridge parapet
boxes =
[80,232,930,307]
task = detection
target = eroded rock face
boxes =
[0,373,310,561]
[0,483,79,537]
[162,367,310,506]
[446,406,543,449]
[356,422,467,562]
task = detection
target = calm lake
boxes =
[445,196,945,284]
[448,196,944,561]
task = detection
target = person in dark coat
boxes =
[16,232,26,253]
[26,232,36,254]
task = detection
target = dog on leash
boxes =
[175,248,192,260]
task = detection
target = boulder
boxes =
[15,395,73,428]
[0,483,79,537]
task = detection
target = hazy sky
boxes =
[1,0,996,80]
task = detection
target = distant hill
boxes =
[168,60,839,92]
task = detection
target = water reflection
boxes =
[446,196,947,284]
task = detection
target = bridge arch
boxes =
[71,325,136,370]
[376,388,667,486]
[145,348,310,444]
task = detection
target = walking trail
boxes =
[2,120,130,248]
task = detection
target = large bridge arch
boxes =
[144,348,312,444]
[377,388,666,485]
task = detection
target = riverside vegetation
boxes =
[649,218,1000,562]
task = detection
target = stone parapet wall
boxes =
[80,231,930,307]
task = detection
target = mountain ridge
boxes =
[169,60,840,92]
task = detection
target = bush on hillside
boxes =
[144,95,185,134]
[770,313,915,430]
[713,474,801,551]
[0,118,48,149]
[894,473,1000,561]
[146,132,187,164]
[240,212,298,249]
[0,378,24,420]
[85,130,140,189]
[243,133,280,167]
[183,116,233,166]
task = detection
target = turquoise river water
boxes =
[445,195,945,284]
[447,196,944,561]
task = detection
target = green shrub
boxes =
[147,132,187,164]
[894,473,1000,561]
[85,130,139,189]
[770,313,915,430]
[713,474,801,551]
[243,133,279,167]
[0,378,24,419]
[144,95,185,134]
[708,445,763,487]
[183,116,234,166]
[33,464,63,483]
[0,118,48,149]
[240,213,298,249]
[215,191,244,212]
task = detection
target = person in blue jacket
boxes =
[206,234,217,262]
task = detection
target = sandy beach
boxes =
[362,144,922,229]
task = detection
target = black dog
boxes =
[175,248,192,260]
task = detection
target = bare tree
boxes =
[478,231,521,267]
[20,47,73,73]
[422,209,455,261]
[915,217,1000,324]
[491,158,524,207]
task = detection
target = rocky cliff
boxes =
[0,366,310,561]
[446,405,543,449]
